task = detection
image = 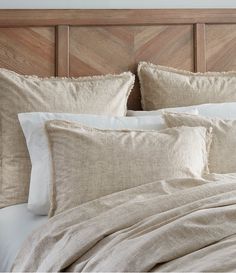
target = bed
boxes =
[0,204,46,271]
[1,9,236,272]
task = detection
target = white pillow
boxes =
[127,102,236,119]
[19,112,168,215]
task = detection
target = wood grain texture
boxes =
[206,24,236,71]
[69,25,193,109]
[194,24,206,72]
[0,10,236,109]
[0,27,55,76]
[56,25,69,77]
[1,9,236,26]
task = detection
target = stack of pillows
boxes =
[1,62,236,217]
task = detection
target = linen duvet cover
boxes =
[12,176,236,272]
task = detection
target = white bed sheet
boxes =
[0,203,47,272]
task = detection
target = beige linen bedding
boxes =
[163,112,236,174]
[46,120,211,217]
[12,176,236,272]
[138,62,236,110]
[0,68,134,208]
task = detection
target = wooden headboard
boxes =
[1,9,236,109]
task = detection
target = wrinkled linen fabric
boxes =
[163,112,236,174]
[12,176,236,272]
[46,120,211,217]
[0,68,134,208]
[138,62,236,110]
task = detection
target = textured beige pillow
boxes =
[0,68,135,208]
[138,62,236,110]
[46,120,211,216]
[164,112,236,174]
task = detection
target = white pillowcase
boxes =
[127,102,236,119]
[19,112,172,215]
[127,105,198,116]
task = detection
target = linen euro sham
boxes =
[138,62,236,110]
[46,120,211,217]
[0,68,134,208]
[164,112,236,174]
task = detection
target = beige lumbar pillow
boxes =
[163,112,236,174]
[0,68,135,208]
[138,62,236,110]
[46,120,211,217]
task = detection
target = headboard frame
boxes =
[1,9,236,109]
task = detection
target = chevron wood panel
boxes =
[69,25,194,109]
[0,10,235,109]
[0,27,55,76]
[206,24,236,71]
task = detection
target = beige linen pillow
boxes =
[0,68,134,208]
[46,120,211,217]
[163,112,236,174]
[138,62,236,110]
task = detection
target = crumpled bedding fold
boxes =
[12,177,236,272]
